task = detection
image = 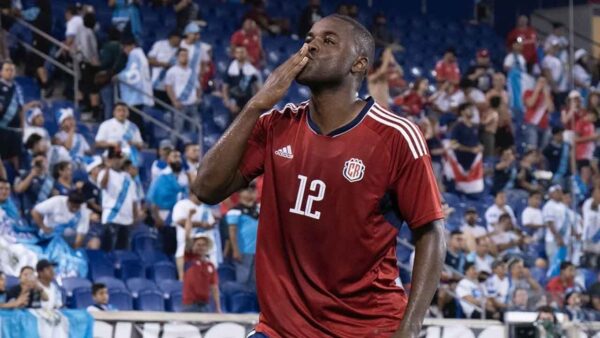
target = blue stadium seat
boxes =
[109,290,133,311]
[530,266,548,287]
[581,268,597,290]
[166,290,183,312]
[132,233,159,253]
[126,278,159,298]
[140,249,170,266]
[95,276,127,291]
[119,259,146,281]
[229,291,258,313]
[72,287,93,309]
[89,257,115,281]
[217,265,236,283]
[158,280,183,297]
[148,261,178,282]
[135,290,165,311]
[112,250,139,263]
[62,277,92,297]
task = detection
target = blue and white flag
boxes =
[507,67,534,115]
[118,48,154,107]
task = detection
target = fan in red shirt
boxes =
[546,261,577,306]
[574,109,599,165]
[193,14,445,338]
[434,47,460,85]
[523,76,554,128]
[506,15,538,69]
[183,233,221,313]
[394,77,429,117]
[231,18,264,68]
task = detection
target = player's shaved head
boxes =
[328,14,375,69]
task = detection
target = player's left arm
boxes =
[393,220,445,338]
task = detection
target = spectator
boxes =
[522,191,545,244]
[516,150,543,194]
[0,61,36,169]
[165,48,201,137]
[98,150,140,251]
[491,148,517,194]
[543,127,570,180]
[467,238,494,274]
[507,258,542,298]
[26,0,52,97]
[457,78,487,124]
[573,49,592,91]
[231,17,264,68]
[173,0,199,31]
[117,35,154,136]
[546,261,577,306]
[182,233,221,313]
[370,12,399,49]
[63,5,83,54]
[51,161,74,196]
[172,193,216,278]
[23,133,72,172]
[489,213,529,255]
[542,41,568,108]
[13,153,54,220]
[0,271,28,309]
[336,4,349,15]
[0,178,18,221]
[23,106,49,143]
[430,81,462,117]
[395,77,429,117]
[450,103,482,170]
[298,0,323,38]
[465,49,495,92]
[245,0,290,35]
[368,47,401,109]
[503,39,526,73]
[543,23,568,62]
[98,27,127,120]
[485,191,517,231]
[534,306,563,337]
[586,289,600,320]
[36,259,62,310]
[148,30,181,104]
[523,76,554,149]
[505,15,537,71]
[456,262,486,318]
[226,184,259,289]
[461,207,487,252]
[588,90,600,117]
[6,266,47,308]
[222,45,262,115]
[564,291,586,322]
[508,288,530,311]
[582,187,600,264]
[180,22,212,93]
[486,260,510,310]
[53,108,91,165]
[31,190,90,248]
[151,140,174,180]
[79,156,103,216]
[109,0,142,42]
[445,230,466,275]
[87,283,114,311]
[574,109,599,169]
[95,103,144,167]
[486,72,509,106]
[561,90,585,130]
[435,47,460,85]
[543,185,569,261]
[480,96,499,157]
[184,143,201,180]
[79,12,102,121]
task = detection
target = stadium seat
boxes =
[72,287,94,309]
[158,280,183,297]
[126,278,159,297]
[166,290,183,312]
[119,259,146,281]
[135,290,165,311]
[109,289,133,311]
[140,250,170,266]
[217,265,236,283]
[95,276,127,291]
[62,277,92,297]
[89,257,116,281]
[581,268,597,290]
[148,261,178,282]
[229,291,258,313]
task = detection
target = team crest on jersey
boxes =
[343,158,365,183]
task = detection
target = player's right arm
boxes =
[192,45,309,204]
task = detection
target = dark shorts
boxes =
[0,128,22,159]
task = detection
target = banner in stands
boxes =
[0,309,93,338]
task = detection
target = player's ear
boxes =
[351,56,368,76]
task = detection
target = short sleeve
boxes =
[210,263,218,285]
[132,125,143,143]
[76,209,89,234]
[95,123,108,142]
[65,20,76,38]
[503,55,512,69]
[238,113,269,181]
[34,197,55,215]
[171,202,187,224]
[225,209,241,225]
[148,41,160,58]
[164,67,176,86]
[391,132,444,229]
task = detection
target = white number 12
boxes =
[289,175,326,220]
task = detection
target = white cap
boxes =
[85,155,103,173]
[568,90,581,99]
[192,232,214,250]
[26,107,43,125]
[57,108,74,125]
[574,49,587,62]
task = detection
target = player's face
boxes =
[297,17,358,86]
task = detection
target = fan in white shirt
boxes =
[573,49,591,90]
[184,143,202,181]
[542,43,568,94]
[36,260,63,310]
[456,262,486,318]
[542,185,575,261]
[180,22,212,77]
[460,208,488,252]
[485,260,510,308]
[467,239,494,274]
[583,188,600,254]
[521,192,545,242]
[484,191,517,232]
[503,40,526,73]
[148,32,181,93]
[31,192,90,248]
[95,103,144,161]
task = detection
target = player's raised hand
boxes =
[247,44,310,111]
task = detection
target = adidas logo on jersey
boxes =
[275,145,294,159]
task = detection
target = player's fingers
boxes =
[290,56,309,76]
[281,44,308,70]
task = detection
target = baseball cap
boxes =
[36,259,57,272]
[548,184,563,194]
[56,107,74,125]
[192,233,214,250]
[476,49,489,58]
[26,107,43,125]
[568,90,582,99]
[575,49,587,62]
[159,139,174,150]
[184,22,201,35]
[85,155,103,173]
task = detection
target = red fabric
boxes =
[523,90,550,128]
[231,29,263,68]
[238,101,444,337]
[395,91,425,116]
[434,60,460,84]
[575,118,595,160]
[183,259,218,305]
[546,276,574,294]
[506,27,538,64]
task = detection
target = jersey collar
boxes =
[306,97,374,137]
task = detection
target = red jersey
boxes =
[434,60,460,84]
[183,259,217,305]
[506,27,538,64]
[239,98,444,337]
[523,89,550,128]
[231,29,263,68]
[575,118,595,160]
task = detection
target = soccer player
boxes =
[193,15,445,338]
